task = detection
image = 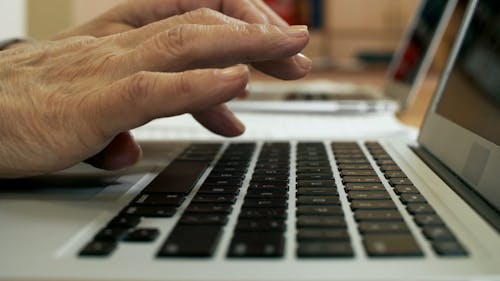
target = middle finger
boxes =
[124,24,310,76]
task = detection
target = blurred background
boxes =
[1,0,424,67]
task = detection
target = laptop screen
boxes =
[419,0,500,213]
[435,1,500,146]
[390,0,452,85]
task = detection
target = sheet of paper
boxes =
[132,112,418,141]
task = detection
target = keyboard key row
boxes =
[296,143,353,258]
[365,142,467,257]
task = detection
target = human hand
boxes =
[54,0,307,79]
[0,9,309,178]
[50,0,311,171]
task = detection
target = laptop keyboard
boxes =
[79,142,467,259]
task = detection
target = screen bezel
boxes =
[418,0,500,212]
[384,0,458,109]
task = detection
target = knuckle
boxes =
[125,71,152,104]
[157,25,191,58]
[180,8,235,25]
[175,72,193,95]
[190,8,221,21]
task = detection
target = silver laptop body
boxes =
[0,1,499,281]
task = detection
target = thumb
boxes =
[86,132,142,170]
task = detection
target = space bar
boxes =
[143,160,209,195]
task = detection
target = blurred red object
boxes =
[264,0,297,25]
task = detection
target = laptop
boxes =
[1,0,499,280]
[229,0,458,114]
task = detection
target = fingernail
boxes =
[285,25,309,37]
[294,53,312,71]
[216,65,249,81]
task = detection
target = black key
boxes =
[344,183,386,191]
[255,164,288,170]
[342,176,381,184]
[256,160,289,166]
[143,160,208,195]
[204,176,244,184]
[203,178,243,186]
[239,208,287,219]
[350,200,396,210]
[243,199,287,208]
[297,242,353,257]
[406,203,435,214]
[295,174,333,181]
[251,179,288,186]
[389,178,413,186]
[253,169,289,176]
[336,159,369,164]
[79,241,117,257]
[297,188,338,196]
[297,216,347,228]
[296,156,327,162]
[394,185,419,195]
[297,168,333,175]
[248,183,288,189]
[341,170,377,176]
[384,171,407,178]
[179,214,228,225]
[347,191,391,201]
[158,225,222,257]
[94,228,129,242]
[228,233,284,257]
[400,194,427,204]
[297,196,340,205]
[376,159,396,165]
[338,164,373,170]
[371,154,391,160]
[423,226,456,241]
[185,204,232,214]
[432,241,467,256]
[379,165,401,172]
[364,234,422,257]
[135,194,185,206]
[358,222,409,233]
[179,144,221,161]
[333,149,363,156]
[208,171,246,179]
[296,180,336,188]
[334,153,366,159]
[123,228,159,242]
[355,210,403,221]
[296,162,330,169]
[414,214,444,226]
[212,167,247,173]
[124,206,176,218]
[235,219,286,232]
[192,194,236,204]
[297,229,349,241]
[246,189,288,198]
[251,175,289,183]
[197,186,240,195]
[108,216,140,228]
[297,206,344,216]
[364,141,382,147]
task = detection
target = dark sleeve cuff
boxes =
[0,38,27,51]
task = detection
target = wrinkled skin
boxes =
[0,1,311,178]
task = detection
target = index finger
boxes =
[110,0,268,27]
